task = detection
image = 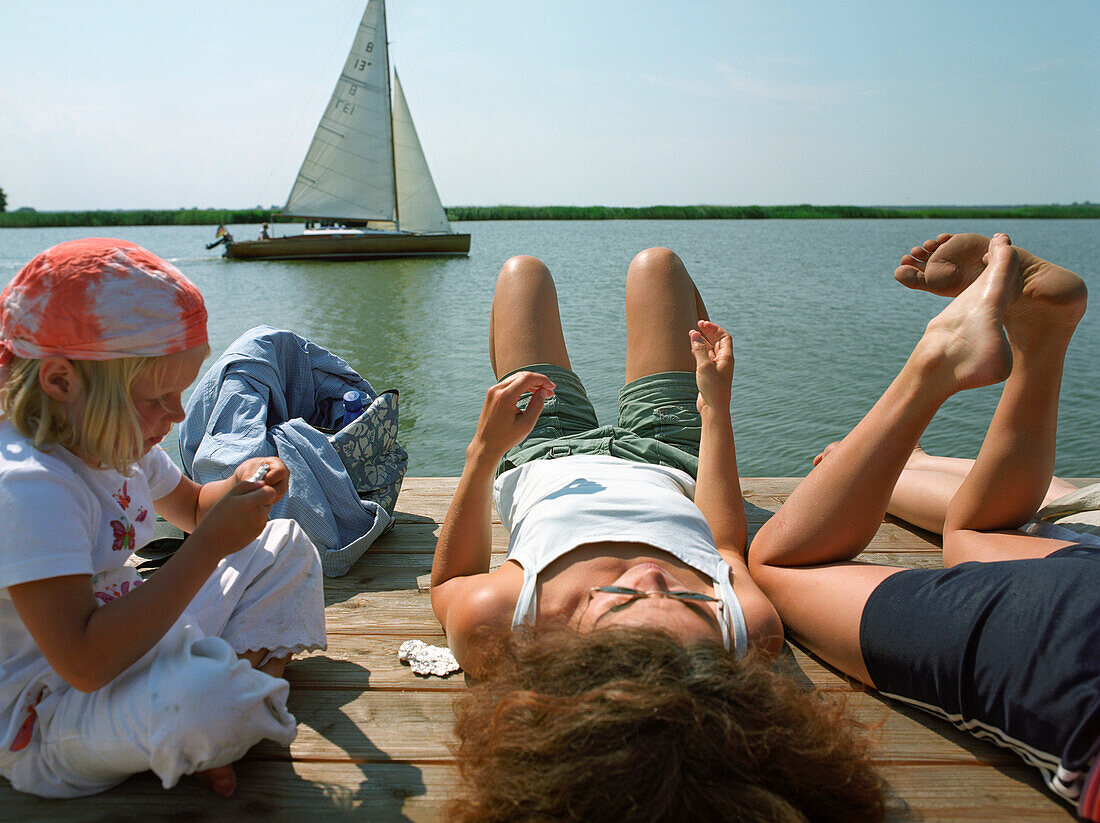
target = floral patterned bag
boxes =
[328,389,408,516]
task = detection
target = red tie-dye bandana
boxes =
[0,238,208,373]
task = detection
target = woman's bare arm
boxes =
[430,372,553,631]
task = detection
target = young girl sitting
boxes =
[0,238,326,799]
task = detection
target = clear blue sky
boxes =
[2,0,1097,210]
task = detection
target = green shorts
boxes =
[498,364,701,478]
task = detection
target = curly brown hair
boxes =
[449,627,884,823]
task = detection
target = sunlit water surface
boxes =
[2,219,1096,477]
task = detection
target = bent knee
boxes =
[498,254,549,281]
[628,246,681,274]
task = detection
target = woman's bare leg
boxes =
[888,446,1079,534]
[489,255,571,380]
[624,247,709,382]
[749,235,1019,682]
[753,235,1018,567]
[897,231,1086,556]
[893,233,1088,562]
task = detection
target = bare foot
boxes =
[197,764,237,797]
[812,441,841,466]
[912,234,1016,392]
[894,232,1087,345]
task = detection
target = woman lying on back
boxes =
[749,233,1097,820]
[431,248,886,822]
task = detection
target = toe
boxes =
[894,263,925,289]
[909,245,930,262]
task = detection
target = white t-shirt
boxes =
[0,420,182,751]
[493,455,750,655]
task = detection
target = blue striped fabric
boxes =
[179,326,405,576]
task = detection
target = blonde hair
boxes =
[0,353,194,474]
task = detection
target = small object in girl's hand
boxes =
[248,463,271,483]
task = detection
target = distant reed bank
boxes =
[1,204,1097,228]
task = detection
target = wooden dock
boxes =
[2,477,1088,822]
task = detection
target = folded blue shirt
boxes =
[179,325,407,576]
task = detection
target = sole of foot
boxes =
[916,235,1016,392]
[894,232,1086,339]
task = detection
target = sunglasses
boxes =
[585,585,731,651]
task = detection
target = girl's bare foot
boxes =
[893,232,1087,345]
[197,764,237,797]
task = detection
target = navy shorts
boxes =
[860,544,1100,807]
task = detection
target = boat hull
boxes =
[224,232,471,261]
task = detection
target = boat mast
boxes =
[381,0,400,232]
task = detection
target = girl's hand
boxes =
[691,320,734,414]
[190,479,278,559]
[469,371,556,463]
[233,457,289,503]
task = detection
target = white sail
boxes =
[282,0,396,222]
[393,71,451,233]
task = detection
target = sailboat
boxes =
[220,0,470,260]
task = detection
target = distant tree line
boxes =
[0,208,272,228]
[446,204,1100,220]
[0,203,1096,228]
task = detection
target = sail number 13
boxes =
[352,40,375,72]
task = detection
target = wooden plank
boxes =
[1,757,1072,823]
[0,761,460,822]
[258,684,1047,771]
[288,636,462,691]
[879,764,1076,821]
[2,476,1093,821]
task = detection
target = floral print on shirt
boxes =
[110,480,136,552]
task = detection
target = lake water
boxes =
[1,219,1097,477]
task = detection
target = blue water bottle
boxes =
[341,390,364,428]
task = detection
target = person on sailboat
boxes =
[432,248,885,820]
[259,223,270,240]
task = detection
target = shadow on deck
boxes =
[1,478,1085,822]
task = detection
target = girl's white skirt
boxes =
[0,519,325,797]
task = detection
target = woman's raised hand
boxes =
[691,320,734,415]
[470,371,556,463]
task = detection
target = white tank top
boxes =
[493,455,749,656]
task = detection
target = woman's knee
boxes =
[493,255,558,308]
[630,246,679,269]
[498,254,550,285]
[626,247,690,291]
[626,247,702,318]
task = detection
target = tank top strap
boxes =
[714,559,749,658]
[510,560,540,630]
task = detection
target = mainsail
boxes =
[282,0,396,222]
[281,0,452,234]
